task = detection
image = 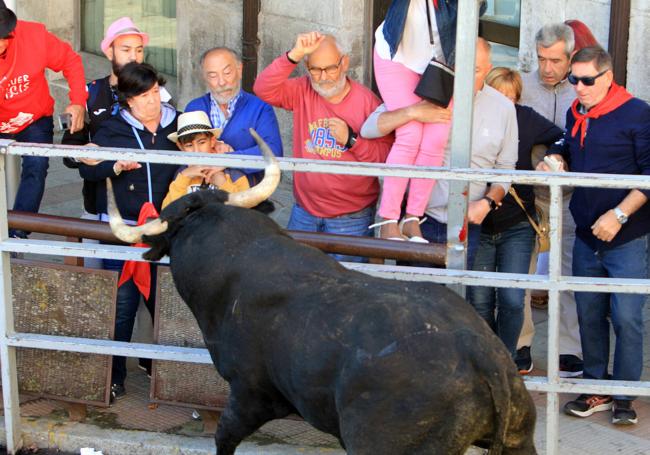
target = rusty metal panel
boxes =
[152,267,229,410]
[9,259,117,406]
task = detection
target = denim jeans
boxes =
[103,258,157,386]
[573,235,646,400]
[419,216,482,269]
[468,221,535,357]
[0,116,53,237]
[287,203,375,263]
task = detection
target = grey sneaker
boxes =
[612,400,638,425]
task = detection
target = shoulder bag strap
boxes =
[508,187,544,237]
[131,126,154,204]
[425,0,434,45]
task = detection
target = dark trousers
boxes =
[103,258,157,386]
[0,116,54,237]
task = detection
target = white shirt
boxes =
[374,0,445,74]
[425,85,519,223]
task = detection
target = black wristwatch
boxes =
[345,125,357,149]
[482,195,498,211]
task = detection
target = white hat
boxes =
[167,111,222,143]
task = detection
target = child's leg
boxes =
[373,52,425,225]
[401,104,452,240]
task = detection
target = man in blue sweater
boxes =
[541,46,650,426]
[185,47,282,188]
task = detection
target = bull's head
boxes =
[108,128,281,244]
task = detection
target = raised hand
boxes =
[288,32,326,62]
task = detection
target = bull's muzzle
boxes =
[107,128,281,244]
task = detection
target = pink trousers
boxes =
[374,52,451,220]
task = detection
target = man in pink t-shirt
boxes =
[254,32,392,262]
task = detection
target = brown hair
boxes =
[485,67,522,103]
[571,46,612,72]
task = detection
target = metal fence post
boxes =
[0,140,23,454]
[446,0,479,296]
[545,183,564,455]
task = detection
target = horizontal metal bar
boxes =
[7,333,213,364]
[4,142,650,190]
[8,333,650,396]
[4,239,650,294]
[525,376,650,396]
[348,262,650,294]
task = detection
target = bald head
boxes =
[474,37,493,94]
[306,34,350,101]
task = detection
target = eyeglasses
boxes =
[307,56,344,78]
[567,69,608,86]
[0,33,14,41]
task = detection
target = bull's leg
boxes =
[215,391,292,455]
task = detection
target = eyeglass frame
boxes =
[567,69,609,87]
[307,56,344,78]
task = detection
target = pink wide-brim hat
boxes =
[100,17,150,55]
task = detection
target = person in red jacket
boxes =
[0,2,87,238]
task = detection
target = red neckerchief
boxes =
[433,0,439,8]
[570,82,633,147]
[117,202,159,300]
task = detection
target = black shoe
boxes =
[559,354,583,378]
[612,400,638,425]
[515,346,533,375]
[564,394,612,418]
[110,383,126,403]
[8,229,28,239]
[138,358,152,378]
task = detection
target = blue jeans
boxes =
[573,235,646,400]
[468,221,535,357]
[0,116,53,237]
[287,203,375,263]
[419,216,482,269]
[103,258,157,386]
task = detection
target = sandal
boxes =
[369,219,406,241]
[399,217,429,244]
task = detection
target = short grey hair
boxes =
[535,23,575,57]
[199,47,242,67]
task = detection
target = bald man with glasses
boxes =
[539,46,650,426]
[254,32,392,263]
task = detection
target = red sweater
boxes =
[0,20,87,134]
[254,55,391,218]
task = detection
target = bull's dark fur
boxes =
[143,190,537,455]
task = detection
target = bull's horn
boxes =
[106,178,168,244]
[226,128,281,208]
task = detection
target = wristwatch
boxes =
[482,195,498,211]
[613,207,628,224]
[345,125,357,149]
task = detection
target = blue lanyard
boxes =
[131,126,153,204]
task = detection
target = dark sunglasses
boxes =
[567,69,608,86]
[0,32,15,40]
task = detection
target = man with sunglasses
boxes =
[0,1,86,238]
[254,32,392,262]
[516,23,584,380]
[540,46,650,426]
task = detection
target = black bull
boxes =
[108,132,536,455]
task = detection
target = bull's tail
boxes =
[484,365,511,455]
[469,334,512,455]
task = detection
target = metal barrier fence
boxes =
[1,140,650,454]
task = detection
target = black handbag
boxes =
[414,0,455,107]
